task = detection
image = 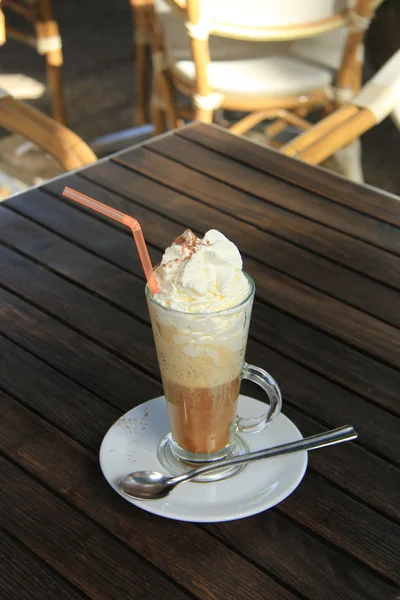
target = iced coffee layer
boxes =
[164,378,240,454]
[157,338,244,388]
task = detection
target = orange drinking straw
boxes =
[62,186,159,295]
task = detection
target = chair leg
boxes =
[46,63,66,124]
[35,0,66,124]
[130,0,149,125]
[333,139,364,183]
[152,103,165,135]
[151,82,166,136]
[194,108,213,123]
[160,71,178,130]
[151,59,178,131]
[134,36,148,125]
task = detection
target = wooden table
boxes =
[1,122,399,600]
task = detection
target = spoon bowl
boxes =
[118,425,357,500]
[122,471,175,499]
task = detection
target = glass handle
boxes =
[237,363,282,433]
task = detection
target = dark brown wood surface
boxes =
[1,122,399,600]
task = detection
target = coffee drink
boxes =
[147,229,282,466]
[147,228,261,462]
[147,229,251,458]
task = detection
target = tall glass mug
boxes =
[146,273,282,465]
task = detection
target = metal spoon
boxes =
[118,425,357,500]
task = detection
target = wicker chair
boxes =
[281,48,400,169]
[0,0,66,123]
[131,0,383,180]
[0,89,96,171]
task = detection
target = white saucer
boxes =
[99,395,308,523]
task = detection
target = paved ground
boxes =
[0,0,399,195]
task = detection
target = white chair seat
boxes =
[156,0,347,99]
[200,0,347,36]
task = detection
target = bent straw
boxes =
[62,186,159,295]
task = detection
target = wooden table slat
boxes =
[0,333,123,449]
[0,530,89,600]
[0,287,161,407]
[179,123,400,227]
[249,300,400,416]
[0,244,158,372]
[0,459,193,600]
[206,517,399,600]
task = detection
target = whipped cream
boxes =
[154,229,250,312]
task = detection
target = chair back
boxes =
[163,0,382,41]
[156,0,383,110]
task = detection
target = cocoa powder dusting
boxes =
[173,233,188,246]
[172,229,200,261]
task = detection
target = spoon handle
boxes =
[176,425,357,483]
